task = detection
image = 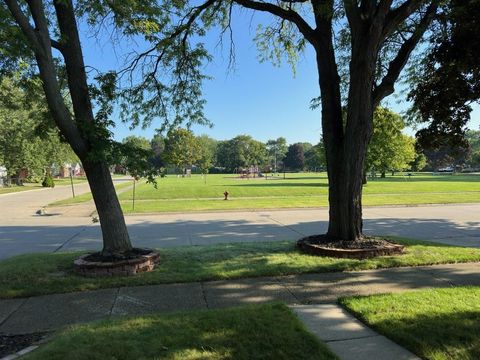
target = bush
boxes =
[42,173,55,188]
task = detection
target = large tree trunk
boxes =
[317,33,376,242]
[4,0,134,256]
[83,160,132,255]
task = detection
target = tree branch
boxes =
[3,0,40,51]
[50,38,64,53]
[382,0,426,38]
[373,1,439,106]
[344,0,361,32]
[232,0,316,44]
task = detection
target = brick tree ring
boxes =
[74,249,160,277]
[296,235,405,259]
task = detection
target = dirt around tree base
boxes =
[0,332,48,358]
[74,248,160,277]
[296,235,405,259]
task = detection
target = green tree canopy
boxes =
[149,134,166,170]
[0,76,77,181]
[284,143,305,171]
[409,0,480,150]
[163,128,200,172]
[216,135,267,172]
[120,135,154,178]
[196,134,217,174]
[305,142,326,171]
[366,108,416,177]
[266,137,287,172]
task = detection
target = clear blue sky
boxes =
[80,10,479,145]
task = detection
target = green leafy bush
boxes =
[42,173,55,188]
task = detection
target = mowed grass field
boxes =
[116,172,480,213]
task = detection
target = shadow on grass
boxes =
[23,303,335,360]
[1,215,480,261]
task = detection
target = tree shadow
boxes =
[30,303,328,360]
[1,215,480,260]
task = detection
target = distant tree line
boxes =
[119,131,328,176]
[119,108,480,178]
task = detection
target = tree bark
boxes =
[53,0,133,255]
[316,29,377,242]
[83,160,132,255]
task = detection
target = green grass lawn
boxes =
[24,303,336,360]
[1,238,479,299]
[50,181,133,206]
[111,172,480,213]
[341,287,480,360]
[0,178,87,195]
[0,183,42,195]
[53,176,88,186]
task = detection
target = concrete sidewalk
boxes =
[1,262,478,359]
[293,304,420,360]
[1,262,478,335]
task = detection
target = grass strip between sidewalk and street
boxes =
[23,303,337,360]
[1,238,480,299]
[340,287,480,360]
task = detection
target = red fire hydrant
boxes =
[223,191,229,200]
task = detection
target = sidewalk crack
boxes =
[200,282,209,310]
[325,334,381,343]
[264,215,306,237]
[275,277,301,303]
[0,298,28,328]
[53,228,86,253]
[109,288,121,317]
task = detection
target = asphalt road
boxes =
[1,184,480,260]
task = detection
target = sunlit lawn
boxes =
[0,183,42,194]
[341,287,480,360]
[50,181,133,205]
[24,303,337,360]
[53,176,88,186]
[111,172,480,213]
[0,177,87,195]
[1,238,480,299]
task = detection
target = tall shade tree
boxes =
[409,0,480,150]
[154,0,440,242]
[216,135,267,172]
[196,134,218,174]
[266,137,288,172]
[305,141,326,171]
[366,107,416,178]
[120,136,154,179]
[163,128,200,173]
[1,0,209,256]
[284,143,305,171]
[149,134,166,170]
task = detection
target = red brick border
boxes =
[297,238,405,259]
[74,251,160,277]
